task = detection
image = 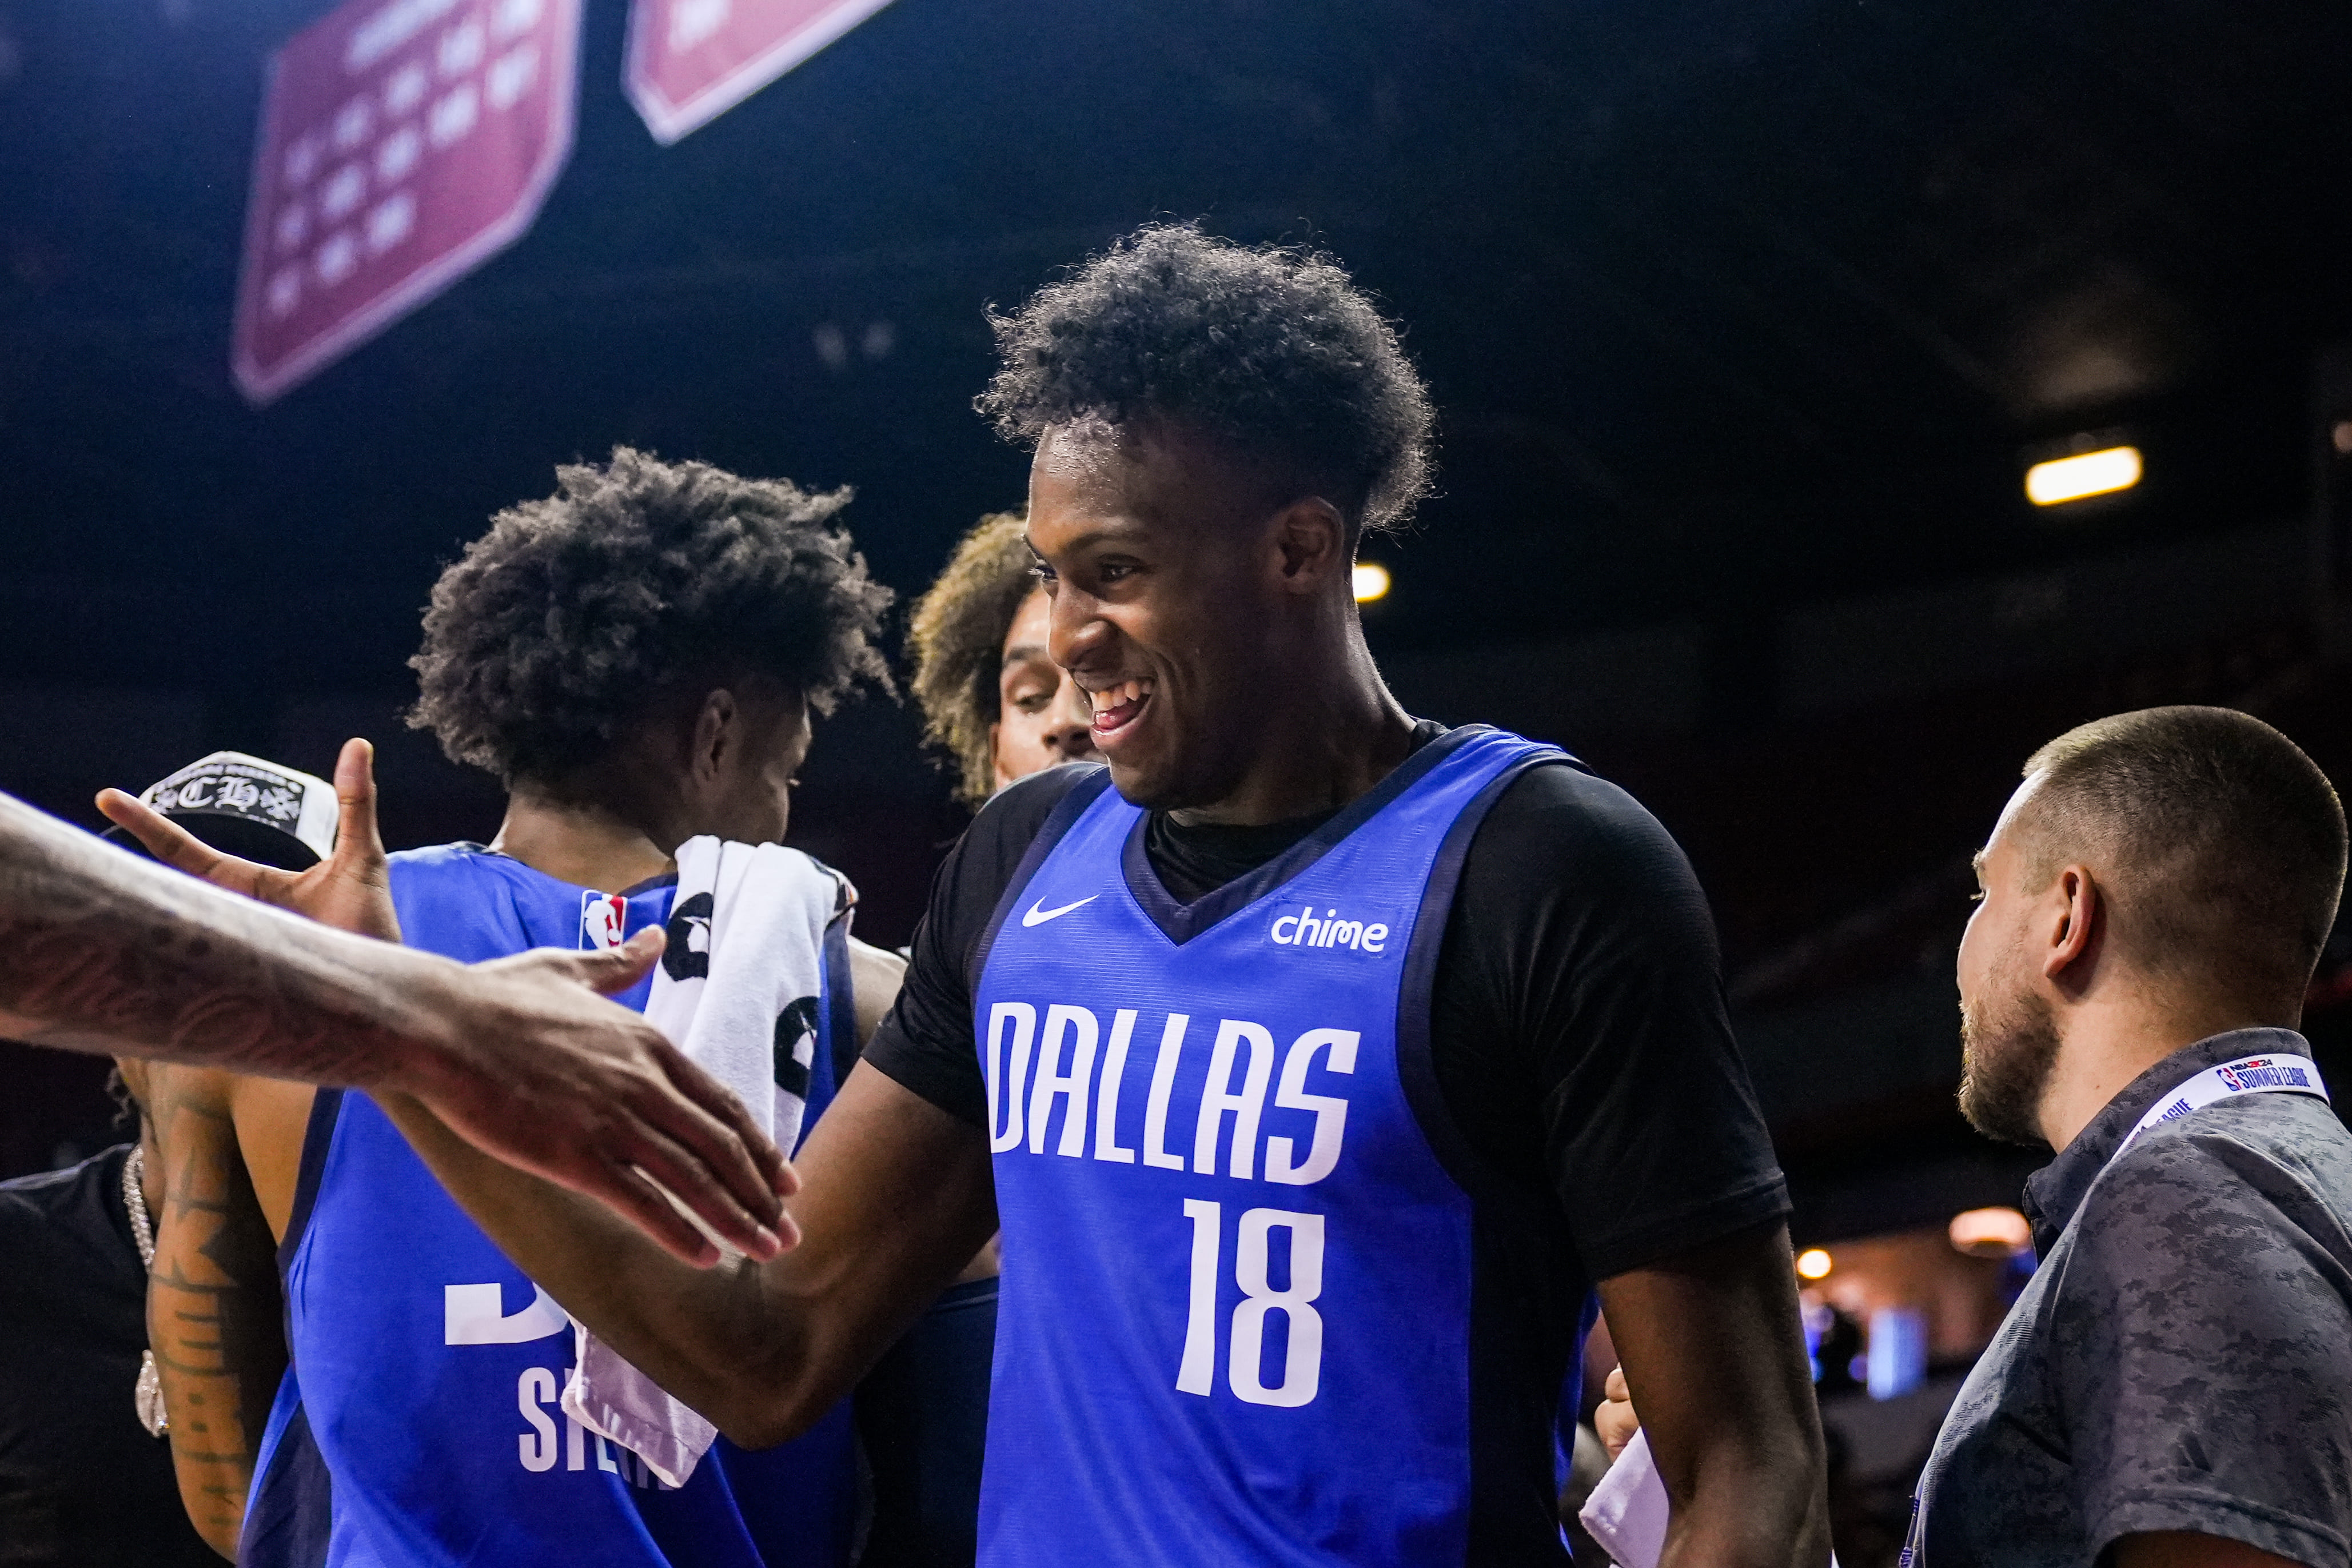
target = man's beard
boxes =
[1958,974,2062,1147]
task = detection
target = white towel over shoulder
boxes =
[560,836,843,1489]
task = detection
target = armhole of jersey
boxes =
[965,766,1117,999]
[276,1087,344,1276]
[241,1391,334,1568]
[1395,748,1593,1567]
[822,912,855,1088]
[1392,752,1582,1204]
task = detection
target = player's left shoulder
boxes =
[1461,744,1694,887]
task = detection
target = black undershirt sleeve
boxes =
[863,767,1086,1125]
[1430,764,1789,1280]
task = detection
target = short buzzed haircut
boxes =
[978,224,1436,533]
[2014,707,2347,1006]
[909,510,1036,807]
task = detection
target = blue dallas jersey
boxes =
[244,844,856,1568]
[972,727,1570,1567]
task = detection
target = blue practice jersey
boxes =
[244,844,856,1568]
[972,727,1572,1567]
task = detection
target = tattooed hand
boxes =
[98,739,791,1266]
[0,778,790,1266]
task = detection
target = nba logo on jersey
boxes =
[581,892,628,949]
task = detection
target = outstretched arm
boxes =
[378,1058,999,1449]
[1596,1222,1832,1568]
[0,744,788,1263]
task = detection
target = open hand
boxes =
[102,739,794,1265]
[410,929,800,1266]
[99,737,399,942]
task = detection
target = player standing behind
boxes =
[909,508,1099,805]
[364,226,1833,1568]
[116,450,906,1567]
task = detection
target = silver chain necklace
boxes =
[122,1145,169,1438]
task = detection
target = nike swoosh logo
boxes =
[1022,894,1099,927]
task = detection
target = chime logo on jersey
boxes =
[1267,903,1390,952]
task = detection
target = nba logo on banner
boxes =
[581,891,628,950]
[232,0,583,404]
[624,0,895,145]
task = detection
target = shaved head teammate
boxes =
[378,226,1832,1568]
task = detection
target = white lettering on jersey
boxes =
[1141,1014,1191,1170]
[1093,1009,1139,1163]
[1230,1208,1325,1406]
[1193,1020,1274,1179]
[1268,904,1388,953]
[1176,1201,1328,1407]
[1176,1199,1221,1397]
[985,1002,1038,1154]
[991,1004,1360,1183]
[1263,1030,1358,1186]
[517,1367,560,1471]
[445,1280,568,1344]
[1028,1004,1099,1156]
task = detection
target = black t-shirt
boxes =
[0,1145,218,1568]
[867,721,1788,1282]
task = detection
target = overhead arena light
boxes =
[1353,562,1392,603]
[2025,444,2142,506]
[1795,1247,1833,1280]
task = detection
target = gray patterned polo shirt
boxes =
[1905,1027,2352,1568]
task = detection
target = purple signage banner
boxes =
[624,0,892,146]
[233,0,581,404]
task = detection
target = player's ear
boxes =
[690,688,739,783]
[1270,496,1348,594]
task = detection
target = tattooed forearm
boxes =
[0,790,460,1086]
[146,1075,289,1557]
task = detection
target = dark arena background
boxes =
[7,1,2352,1558]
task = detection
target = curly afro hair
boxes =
[409,447,894,787]
[908,510,1037,807]
[977,225,1436,533]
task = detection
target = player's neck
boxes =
[1169,628,1416,828]
[489,781,676,893]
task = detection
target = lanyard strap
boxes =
[2121,1053,2330,1151]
